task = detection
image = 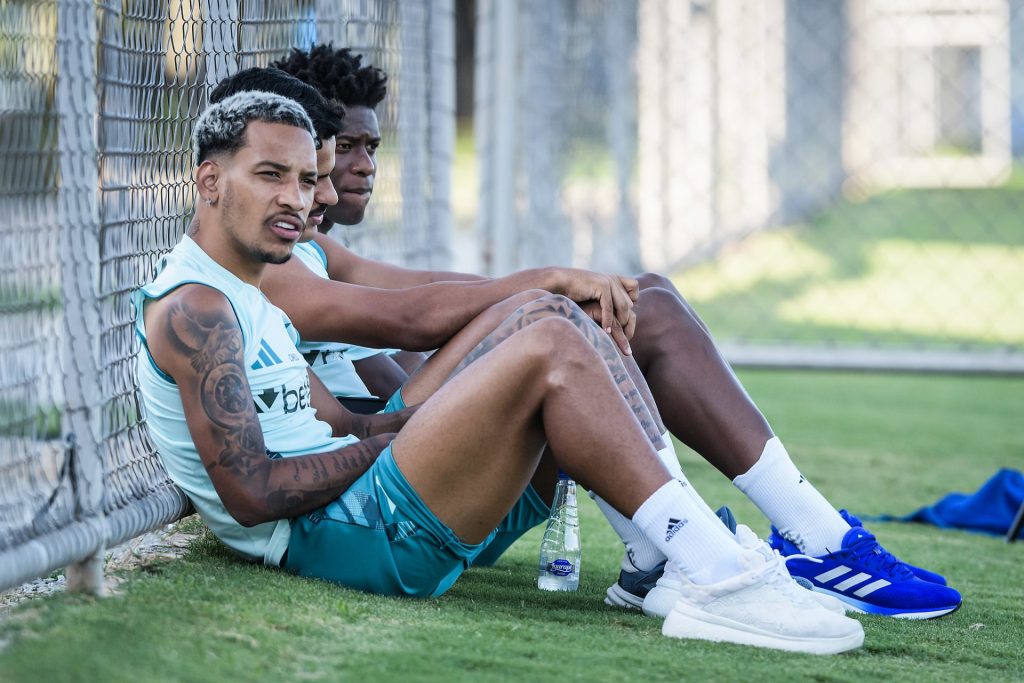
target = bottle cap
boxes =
[556,469,571,480]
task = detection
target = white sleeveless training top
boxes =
[291,240,397,398]
[133,235,360,566]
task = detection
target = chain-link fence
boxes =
[0,0,453,592]
[4,0,1023,595]
[474,0,1024,371]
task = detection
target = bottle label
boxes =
[547,558,574,576]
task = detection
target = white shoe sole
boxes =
[604,583,644,609]
[663,602,864,655]
[647,583,847,619]
[814,588,961,620]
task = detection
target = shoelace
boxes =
[783,552,824,565]
[734,526,822,600]
[843,532,914,580]
[751,543,824,606]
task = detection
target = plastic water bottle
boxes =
[537,471,581,591]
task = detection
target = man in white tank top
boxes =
[135,90,866,653]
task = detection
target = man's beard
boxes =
[253,247,291,265]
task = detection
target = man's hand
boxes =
[349,404,419,439]
[578,300,636,354]
[552,269,638,354]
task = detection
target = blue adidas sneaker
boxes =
[838,510,947,586]
[771,525,961,619]
[768,511,948,586]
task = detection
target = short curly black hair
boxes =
[271,45,387,110]
[210,67,345,147]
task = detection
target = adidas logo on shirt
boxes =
[665,517,688,542]
[251,338,284,370]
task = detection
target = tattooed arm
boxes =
[144,284,393,527]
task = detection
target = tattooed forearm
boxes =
[262,434,393,520]
[167,298,392,525]
[446,295,664,446]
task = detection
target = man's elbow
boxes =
[224,492,273,528]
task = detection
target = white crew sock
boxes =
[632,480,744,585]
[592,433,688,572]
[656,431,684,479]
[732,436,851,556]
[594,495,665,572]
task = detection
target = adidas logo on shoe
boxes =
[665,517,688,542]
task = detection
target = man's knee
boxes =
[636,271,674,292]
[517,316,593,363]
[635,286,709,345]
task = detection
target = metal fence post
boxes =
[426,0,455,271]
[399,0,431,269]
[599,0,641,274]
[57,0,106,595]
[475,0,517,275]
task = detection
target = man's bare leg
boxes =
[395,294,718,579]
[386,317,864,657]
[390,317,739,582]
[352,352,408,399]
[392,350,428,375]
[630,274,851,556]
[631,274,771,478]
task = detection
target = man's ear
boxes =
[195,159,221,205]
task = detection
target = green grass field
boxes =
[676,183,1024,349]
[1,370,1021,682]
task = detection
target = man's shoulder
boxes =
[144,282,238,336]
[312,232,358,271]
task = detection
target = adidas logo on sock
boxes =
[665,517,688,542]
[798,473,806,484]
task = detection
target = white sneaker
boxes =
[643,530,847,618]
[732,524,848,616]
[642,561,686,618]
[661,550,864,655]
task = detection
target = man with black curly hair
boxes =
[261,45,962,621]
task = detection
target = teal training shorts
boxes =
[284,443,549,597]
[382,386,405,413]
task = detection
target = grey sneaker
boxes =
[604,559,667,609]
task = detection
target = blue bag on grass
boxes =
[868,468,1023,538]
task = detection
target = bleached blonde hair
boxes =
[192,90,315,163]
